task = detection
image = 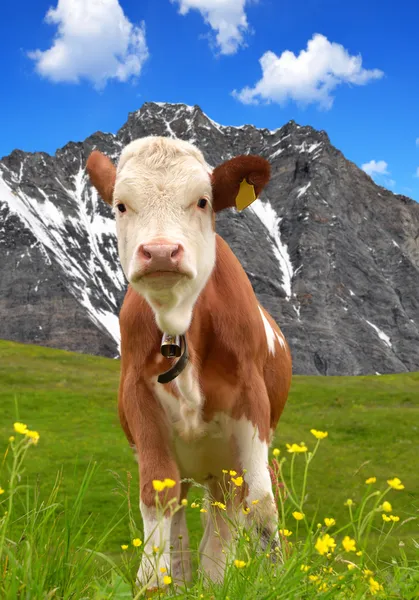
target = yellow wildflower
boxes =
[382,501,392,512]
[382,514,391,522]
[132,538,142,547]
[229,470,237,476]
[26,430,40,444]
[222,469,228,474]
[242,507,250,515]
[153,546,159,553]
[279,529,292,537]
[159,567,167,573]
[200,508,207,513]
[286,442,308,453]
[390,515,400,522]
[365,477,377,484]
[152,480,166,492]
[121,544,128,550]
[301,564,310,572]
[387,477,404,490]
[310,429,328,440]
[163,575,172,585]
[324,517,336,527]
[251,499,259,505]
[164,478,176,488]
[356,550,363,556]
[9,436,15,442]
[309,574,319,583]
[234,560,246,569]
[14,422,28,434]
[315,534,336,556]
[342,536,357,552]
[344,499,354,507]
[347,564,356,571]
[211,501,226,511]
[231,476,243,487]
[292,511,304,521]
[272,448,280,457]
[0,488,4,495]
[318,582,328,592]
[363,569,374,577]
[369,577,383,595]
[191,502,199,508]
[181,498,188,506]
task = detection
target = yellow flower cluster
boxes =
[315,533,336,555]
[272,448,280,457]
[342,536,357,552]
[381,501,392,512]
[0,487,4,495]
[13,422,40,444]
[152,478,176,492]
[132,538,142,547]
[231,476,243,487]
[369,577,384,595]
[387,477,404,490]
[382,514,400,522]
[286,443,308,454]
[310,429,328,440]
[234,560,246,569]
[365,476,377,484]
[292,511,304,521]
[163,575,172,585]
[211,501,226,511]
[324,517,336,527]
[279,529,292,537]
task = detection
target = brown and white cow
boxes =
[86,136,292,587]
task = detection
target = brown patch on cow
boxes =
[211,155,271,213]
[86,150,116,206]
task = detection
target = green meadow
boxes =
[0,339,418,598]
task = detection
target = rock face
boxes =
[1,102,419,375]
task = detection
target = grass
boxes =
[0,339,418,598]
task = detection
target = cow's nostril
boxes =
[139,245,152,260]
[171,245,180,258]
[143,249,152,259]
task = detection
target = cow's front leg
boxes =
[231,416,280,555]
[170,482,192,583]
[123,379,181,589]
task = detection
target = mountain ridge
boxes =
[1,101,418,375]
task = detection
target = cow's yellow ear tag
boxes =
[235,179,256,212]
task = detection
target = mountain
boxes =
[1,102,419,375]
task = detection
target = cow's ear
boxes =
[86,150,116,206]
[211,155,271,213]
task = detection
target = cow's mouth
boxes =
[131,269,192,284]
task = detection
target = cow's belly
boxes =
[172,416,234,482]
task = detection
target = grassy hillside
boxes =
[0,339,418,561]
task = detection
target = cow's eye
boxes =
[197,198,207,209]
[117,203,126,213]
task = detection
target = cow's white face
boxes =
[113,137,215,335]
[87,135,271,336]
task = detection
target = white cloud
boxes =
[28,0,149,88]
[233,33,384,109]
[171,0,251,55]
[415,167,419,178]
[362,160,389,176]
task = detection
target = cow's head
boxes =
[87,136,270,335]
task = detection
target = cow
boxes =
[86,136,292,588]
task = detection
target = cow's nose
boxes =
[138,242,184,270]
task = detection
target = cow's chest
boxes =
[151,365,235,481]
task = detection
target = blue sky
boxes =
[1,0,419,200]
